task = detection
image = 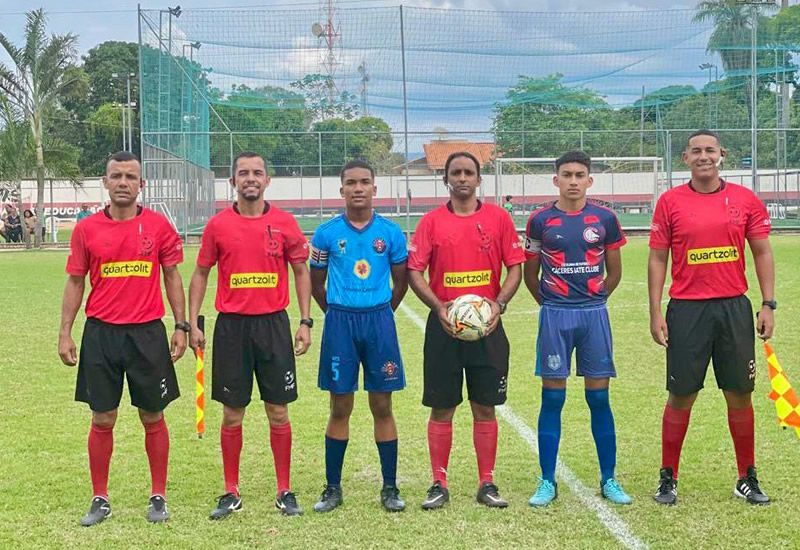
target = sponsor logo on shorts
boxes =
[100,261,153,278]
[498,375,507,394]
[748,359,756,381]
[160,378,168,399]
[547,354,562,371]
[230,272,279,288]
[443,270,491,288]
[382,360,399,381]
[284,370,296,392]
[354,259,371,279]
[583,227,600,243]
[373,238,386,254]
[687,246,740,265]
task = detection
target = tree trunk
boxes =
[33,112,45,248]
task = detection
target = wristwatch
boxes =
[300,318,314,328]
[497,300,508,314]
[175,321,191,333]
[762,300,777,310]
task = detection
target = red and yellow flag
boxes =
[764,343,800,439]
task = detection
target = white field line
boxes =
[397,301,648,550]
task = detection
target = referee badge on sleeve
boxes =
[524,237,542,254]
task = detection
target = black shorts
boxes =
[75,318,179,413]
[666,295,756,395]
[212,311,298,407]
[422,311,509,409]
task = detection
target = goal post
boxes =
[494,156,665,219]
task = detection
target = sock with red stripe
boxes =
[88,423,114,499]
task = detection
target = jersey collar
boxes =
[687,178,726,194]
[103,205,142,219]
[446,199,482,214]
[232,201,270,215]
[343,211,376,233]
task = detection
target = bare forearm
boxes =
[523,260,542,305]
[390,264,409,310]
[408,270,443,311]
[163,267,186,323]
[310,268,328,313]
[647,251,668,316]
[188,268,210,325]
[497,264,522,304]
[60,277,85,336]
[752,245,775,301]
[292,263,312,319]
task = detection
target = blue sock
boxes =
[585,388,617,484]
[325,436,348,487]
[538,388,566,483]
[376,439,398,487]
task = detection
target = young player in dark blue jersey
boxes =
[310,160,409,513]
[523,151,632,507]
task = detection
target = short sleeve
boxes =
[745,194,771,240]
[65,221,89,276]
[159,220,184,267]
[604,211,627,250]
[501,210,525,267]
[197,218,218,268]
[407,214,432,272]
[284,215,310,264]
[649,195,671,250]
[309,226,330,269]
[523,212,543,258]
[388,224,408,265]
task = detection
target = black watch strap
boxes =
[300,318,314,328]
[762,300,777,310]
[175,321,191,332]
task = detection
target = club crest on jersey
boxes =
[583,227,600,244]
[138,233,155,256]
[338,239,347,255]
[382,361,399,381]
[354,259,371,279]
[727,205,743,225]
[373,238,386,254]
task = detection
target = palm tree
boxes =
[694,1,753,77]
[0,9,79,247]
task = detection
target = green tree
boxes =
[290,74,359,122]
[0,9,81,246]
[311,116,394,175]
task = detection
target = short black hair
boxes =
[444,151,481,180]
[231,151,267,175]
[505,195,512,202]
[555,150,591,173]
[340,159,375,182]
[686,129,721,147]
[106,151,140,166]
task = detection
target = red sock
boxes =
[144,417,169,497]
[661,404,691,478]
[221,425,243,496]
[727,405,755,478]
[427,420,453,488]
[88,423,113,499]
[270,422,292,495]
[473,420,498,485]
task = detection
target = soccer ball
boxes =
[447,294,493,342]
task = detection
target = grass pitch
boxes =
[1,236,799,548]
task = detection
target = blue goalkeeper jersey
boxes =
[310,212,407,309]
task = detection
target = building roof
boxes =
[422,141,496,171]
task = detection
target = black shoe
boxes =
[421,482,450,510]
[209,493,242,520]
[653,467,678,505]
[476,482,509,508]
[146,495,170,523]
[313,484,343,513]
[275,490,303,516]
[80,496,112,527]
[734,466,770,505]
[380,485,405,512]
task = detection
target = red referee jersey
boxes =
[649,181,771,300]
[407,201,525,302]
[197,204,309,315]
[66,207,183,324]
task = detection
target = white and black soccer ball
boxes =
[447,294,493,342]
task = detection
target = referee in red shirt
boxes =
[408,151,525,510]
[649,130,775,505]
[59,151,188,526]
[189,152,312,519]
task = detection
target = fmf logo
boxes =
[100,261,153,278]
[443,270,491,288]
[230,272,279,288]
[687,246,739,265]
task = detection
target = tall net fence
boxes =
[138,4,800,232]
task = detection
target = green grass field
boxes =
[1,237,799,548]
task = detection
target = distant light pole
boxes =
[699,63,719,130]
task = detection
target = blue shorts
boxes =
[535,304,616,379]
[318,303,405,394]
